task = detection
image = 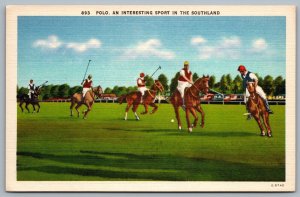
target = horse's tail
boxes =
[118,94,127,104]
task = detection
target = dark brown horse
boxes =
[170,76,210,132]
[246,82,272,137]
[118,80,164,120]
[18,87,42,113]
[70,86,103,119]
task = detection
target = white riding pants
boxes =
[177,81,192,98]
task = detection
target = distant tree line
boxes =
[17,73,285,100]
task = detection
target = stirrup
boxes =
[268,110,274,114]
[246,114,252,120]
[181,105,186,111]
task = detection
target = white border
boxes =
[6,5,296,192]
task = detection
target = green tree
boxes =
[50,85,60,98]
[262,75,274,96]
[219,75,228,93]
[69,86,82,96]
[158,74,169,91]
[273,76,285,96]
[127,86,137,92]
[281,79,286,95]
[233,75,243,93]
[58,84,70,98]
[208,75,216,89]
[255,73,264,87]
[192,72,199,82]
[41,85,53,100]
[169,72,180,93]
[144,75,154,87]
[104,87,112,94]
[17,87,28,97]
[225,74,233,92]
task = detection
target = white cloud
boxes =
[191,36,207,45]
[193,36,241,60]
[66,39,101,52]
[220,36,241,48]
[123,39,175,60]
[252,38,268,51]
[33,35,62,49]
[33,36,101,53]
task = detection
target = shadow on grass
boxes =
[165,130,259,137]
[17,151,284,181]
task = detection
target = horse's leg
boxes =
[32,104,36,113]
[25,103,30,113]
[262,112,272,137]
[190,107,198,128]
[75,103,82,118]
[19,101,24,113]
[252,113,265,136]
[141,104,148,115]
[149,103,158,114]
[70,100,75,116]
[36,103,40,113]
[196,105,205,128]
[124,103,132,120]
[185,108,192,132]
[83,102,92,119]
[173,105,182,130]
[132,104,140,120]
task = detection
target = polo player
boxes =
[177,61,194,108]
[81,74,93,99]
[28,79,35,100]
[137,72,148,103]
[237,65,273,120]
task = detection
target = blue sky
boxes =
[18,16,286,89]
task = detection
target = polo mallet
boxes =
[150,65,162,79]
[81,60,92,84]
[37,81,48,89]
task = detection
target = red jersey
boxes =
[178,69,192,82]
[83,79,92,88]
[137,78,146,87]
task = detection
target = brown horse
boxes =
[246,82,272,137]
[118,80,164,120]
[18,87,42,113]
[170,76,210,132]
[70,86,103,119]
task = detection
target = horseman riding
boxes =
[19,79,47,113]
[170,61,210,132]
[137,72,148,103]
[70,73,103,119]
[119,69,164,121]
[237,65,273,120]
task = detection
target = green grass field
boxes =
[17,102,285,181]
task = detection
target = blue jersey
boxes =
[242,71,255,89]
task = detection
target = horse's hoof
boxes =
[261,132,266,136]
[267,133,272,137]
[188,128,193,133]
[178,126,182,130]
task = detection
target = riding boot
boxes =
[181,98,186,111]
[264,99,274,114]
[244,103,252,120]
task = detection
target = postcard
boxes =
[6,5,295,192]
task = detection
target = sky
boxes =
[18,16,286,89]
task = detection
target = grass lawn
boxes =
[17,102,285,181]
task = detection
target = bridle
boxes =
[189,78,209,99]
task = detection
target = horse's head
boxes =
[34,86,42,95]
[246,82,256,94]
[153,80,164,93]
[194,75,210,94]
